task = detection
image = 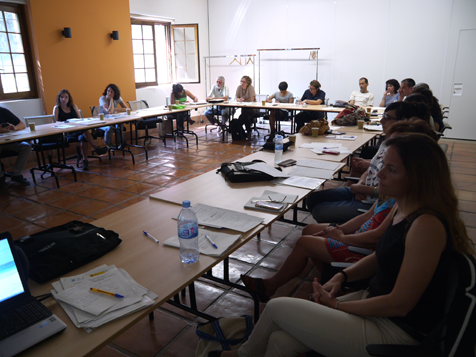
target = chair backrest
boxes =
[24,115,55,126]
[256,94,268,102]
[78,109,84,118]
[90,106,99,117]
[128,100,149,111]
[439,252,476,357]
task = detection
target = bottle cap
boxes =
[276,135,283,139]
[182,200,191,208]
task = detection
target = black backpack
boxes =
[230,119,246,141]
[14,221,121,283]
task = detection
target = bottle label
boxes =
[178,224,198,239]
[275,143,283,151]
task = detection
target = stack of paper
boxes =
[164,228,242,257]
[51,265,157,333]
[244,190,299,213]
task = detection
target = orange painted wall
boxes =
[28,0,136,116]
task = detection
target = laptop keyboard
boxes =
[0,301,52,341]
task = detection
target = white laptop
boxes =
[0,231,66,357]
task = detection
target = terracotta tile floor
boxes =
[1,123,475,357]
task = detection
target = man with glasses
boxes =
[397,78,415,101]
[295,80,326,132]
[349,77,374,107]
[204,76,234,126]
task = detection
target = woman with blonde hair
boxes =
[235,75,258,140]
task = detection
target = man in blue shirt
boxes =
[295,80,326,132]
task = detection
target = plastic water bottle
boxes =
[274,135,283,165]
[177,200,199,264]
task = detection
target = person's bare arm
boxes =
[319,214,446,317]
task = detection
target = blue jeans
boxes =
[204,106,234,125]
[306,187,373,224]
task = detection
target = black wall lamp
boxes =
[62,27,72,38]
[110,31,119,40]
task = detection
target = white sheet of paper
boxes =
[288,166,336,180]
[246,162,290,178]
[164,229,242,257]
[272,176,325,190]
[296,160,341,171]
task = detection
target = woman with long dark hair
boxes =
[378,79,400,107]
[53,89,107,170]
[98,83,129,147]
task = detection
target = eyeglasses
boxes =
[382,113,397,121]
[241,80,247,83]
[309,86,317,91]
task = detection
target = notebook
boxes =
[0,232,66,357]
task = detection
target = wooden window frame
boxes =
[171,23,200,84]
[0,2,37,101]
[131,19,160,89]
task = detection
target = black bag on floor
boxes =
[14,221,121,283]
[217,160,279,183]
[230,119,246,140]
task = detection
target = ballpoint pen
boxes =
[90,287,124,298]
[143,231,159,243]
[205,234,218,249]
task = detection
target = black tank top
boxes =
[58,106,79,122]
[368,210,450,337]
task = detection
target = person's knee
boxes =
[267,330,310,356]
[302,224,322,236]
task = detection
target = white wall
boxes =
[130,0,209,107]
[0,99,45,123]
[208,0,454,101]
[129,0,476,139]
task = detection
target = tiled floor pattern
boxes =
[1,123,475,357]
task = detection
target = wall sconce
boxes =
[110,31,119,40]
[62,27,72,38]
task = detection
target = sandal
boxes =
[240,274,270,303]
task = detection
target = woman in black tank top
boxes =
[216,134,474,357]
[53,89,107,170]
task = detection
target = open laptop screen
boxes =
[0,238,25,303]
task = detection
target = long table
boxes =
[21,117,379,357]
[25,199,262,357]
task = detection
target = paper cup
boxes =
[29,123,36,131]
[262,100,266,106]
[126,109,131,115]
[288,134,296,143]
[366,107,372,113]
[311,127,319,137]
[358,120,365,129]
[99,113,104,120]
[168,105,173,111]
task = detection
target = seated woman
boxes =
[241,195,396,302]
[213,133,473,357]
[294,80,326,132]
[99,84,129,147]
[378,79,400,107]
[235,75,258,140]
[169,83,198,132]
[306,101,428,224]
[265,81,294,141]
[53,89,107,171]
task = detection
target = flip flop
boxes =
[240,274,270,303]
